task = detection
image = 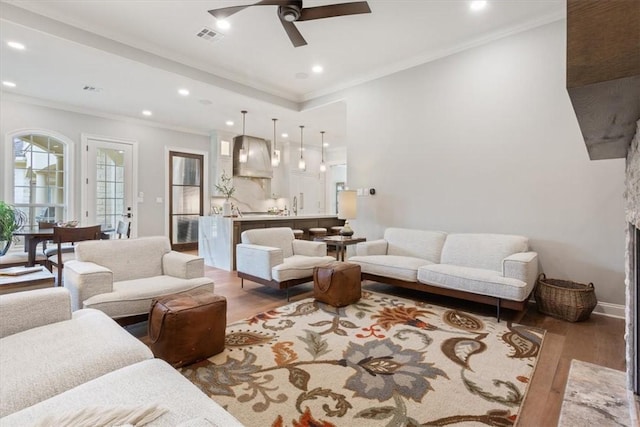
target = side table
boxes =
[314,236,366,261]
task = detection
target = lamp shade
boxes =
[337,190,357,220]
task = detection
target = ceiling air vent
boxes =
[196,27,224,42]
[83,85,102,92]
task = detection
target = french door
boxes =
[83,135,136,237]
[169,151,203,251]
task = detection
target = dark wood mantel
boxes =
[566,0,640,160]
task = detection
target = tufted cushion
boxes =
[349,255,433,282]
[272,255,334,282]
[1,359,244,426]
[383,228,447,262]
[0,309,153,417]
[241,228,295,259]
[83,277,213,319]
[417,264,533,302]
[440,234,529,272]
[75,237,171,282]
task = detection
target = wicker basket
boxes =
[534,273,597,322]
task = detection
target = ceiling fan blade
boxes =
[298,1,371,21]
[279,18,307,47]
[208,5,250,20]
[208,1,285,20]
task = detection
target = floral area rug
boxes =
[181,291,544,427]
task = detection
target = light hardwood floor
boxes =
[137,263,627,426]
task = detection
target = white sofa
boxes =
[0,288,243,426]
[64,236,214,320]
[236,227,334,299]
[349,228,538,319]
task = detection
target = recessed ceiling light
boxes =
[178,88,190,96]
[312,65,324,73]
[470,1,487,11]
[216,19,231,30]
[2,81,16,88]
[142,110,152,116]
[7,41,25,50]
[226,120,234,126]
[281,133,288,138]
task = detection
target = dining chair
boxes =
[37,221,56,255]
[116,220,131,239]
[48,225,102,285]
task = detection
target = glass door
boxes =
[85,138,134,237]
[169,151,203,251]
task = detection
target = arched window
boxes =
[9,131,72,227]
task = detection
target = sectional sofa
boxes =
[0,287,243,426]
[349,228,538,319]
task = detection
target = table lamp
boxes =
[337,190,357,237]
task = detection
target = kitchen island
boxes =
[198,215,344,271]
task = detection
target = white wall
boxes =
[1,98,210,237]
[345,21,627,306]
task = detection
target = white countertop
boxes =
[228,214,338,222]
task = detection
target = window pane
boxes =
[172,157,201,186]
[172,215,199,244]
[11,134,67,229]
[106,164,115,181]
[172,186,201,214]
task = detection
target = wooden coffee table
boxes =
[0,267,55,295]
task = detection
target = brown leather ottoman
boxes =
[313,261,361,307]
[148,290,226,368]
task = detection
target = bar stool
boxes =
[309,227,327,240]
[292,229,304,239]
[330,226,343,236]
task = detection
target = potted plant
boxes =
[215,170,235,216]
[0,201,27,256]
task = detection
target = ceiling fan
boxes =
[208,1,371,47]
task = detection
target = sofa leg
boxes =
[241,278,244,288]
[286,286,290,302]
[496,299,501,322]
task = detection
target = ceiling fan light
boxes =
[470,1,487,11]
[280,5,300,22]
[216,19,231,30]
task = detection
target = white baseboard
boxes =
[592,301,625,319]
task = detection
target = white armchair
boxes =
[236,227,334,300]
[64,236,214,322]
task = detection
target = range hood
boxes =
[233,135,273,179]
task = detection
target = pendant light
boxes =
[319,131,327,172]
[271,118,280,167]
[238,110,248,163]
[298,125,306,170]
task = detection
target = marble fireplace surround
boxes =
[625,120,640,415]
